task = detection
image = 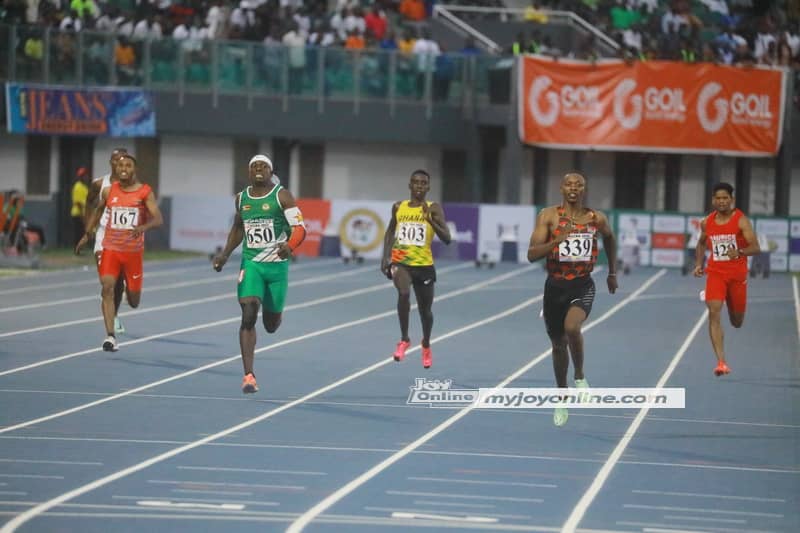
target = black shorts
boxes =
[542,276,595,340]
[393,264,436,287]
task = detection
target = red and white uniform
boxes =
[704,209,749,313]
[99,182,151,292]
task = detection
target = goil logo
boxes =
[697,83,773,133]
[614,79,687,130]
[528,76,602,126]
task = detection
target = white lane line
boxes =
[407,476,557,488]
[177,466,325,476]
[0,259,337,296]
[632,489,785,503]
[622,504,783,518]
[662,515,747,524]
[390,511,498,523]
[793,276,800,342]
[112,495,280,507]
[286,269,666,533]
[0,263,472,374]
[0,459,101,466]
[0,475,64,480]
[0,267,541,533]
[0,263,375,336]
[561,310,709,533]
[0,263,514,436]
[137,500,245,511]
[148,480,304,491]
[385,491,542,503]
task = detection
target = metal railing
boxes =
[0,23,518,115]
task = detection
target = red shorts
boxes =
[98,249,144,292]
[705,270,747,313]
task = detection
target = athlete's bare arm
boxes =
[595,210,618,293]
[381,202,400,278]
[76,187,110,255]
[729,215,760,259]
[84,179,104,227]
[527,207,572,262]
[131,190,163,239]
[693,219,708,277]
[277,188,305,259]
[423,202,451,244]
[213,194,244,272]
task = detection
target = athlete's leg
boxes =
[392,265,412,342]
[239,297,261,376]
[114,277,125,312]
[706,299,726,362]
[726,277,747,329]
[563,306,588,381]
[412,282,434,348]
[550,334,570,388]
[100,275,119,336]
[261,262,288,334]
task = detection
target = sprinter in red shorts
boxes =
[75,154,163,352]
[694,182,760,377]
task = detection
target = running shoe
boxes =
[421,346,432,369]
[102,336,118,352]
[242,373,259,394]
[714,361,731,376]
[699,290,706,302]
[393,340,411,362]
[114,316,125,335]
[553,406,568,427]
[575,378,590,389]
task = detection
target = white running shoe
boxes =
[102,336,118,352]
[114,317,125,335]
[699,290,706,302]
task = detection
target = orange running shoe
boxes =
[421,346,432,369]
[242,373,259,393]
[393,340,411,362]
[714,361,731,376]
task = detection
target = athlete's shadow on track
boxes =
[123,335,217,347]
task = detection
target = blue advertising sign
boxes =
[5,83,156,137]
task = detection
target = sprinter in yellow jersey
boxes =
[381,170,451,368]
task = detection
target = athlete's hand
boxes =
[213,254,228,272]
[725,247,741,260]
[693,265,704,277]
[607,274,618,294]
[421,202,434,225]
[74,234,89,255]
[380,258,392,280]
[277,243,292,260]
[554,218,574,243]
[131,225,147,239]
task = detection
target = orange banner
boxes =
[295,198,331,257]
[518,57,787,156]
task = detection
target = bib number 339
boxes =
[559,233,593,262]
[245,219,275,248]
[110,207,139,230]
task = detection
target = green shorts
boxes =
[237,259,289,313]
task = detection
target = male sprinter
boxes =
[76,153,163,351]
[85,147,129,334]
[212,155,306,393]
[381,170,451,369]
[527,173,618,427]
[694,182,759,376]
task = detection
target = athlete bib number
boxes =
[109,207,139,230]
[244,219,275,248]
[711,235,737,261]
[559,233,593,262]
[397,222,427,246]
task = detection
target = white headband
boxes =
[249,154,273,169]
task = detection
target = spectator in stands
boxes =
[379,29,398,50]
[525,1,548,24]
[399,0,426,22]
[460,36,481,55]
[114,35,138,85]
[364,4,387,41]
[71,167,90,247]
[345,29,365,50]
[133,13,163,41]
[308,20,337,47]
[282,21,306,93]
[413,28,440,98]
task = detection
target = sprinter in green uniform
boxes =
[213,155,307,393]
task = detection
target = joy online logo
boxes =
[697,82,773,133]
[613,79,687,130]
[528,75,601,126]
